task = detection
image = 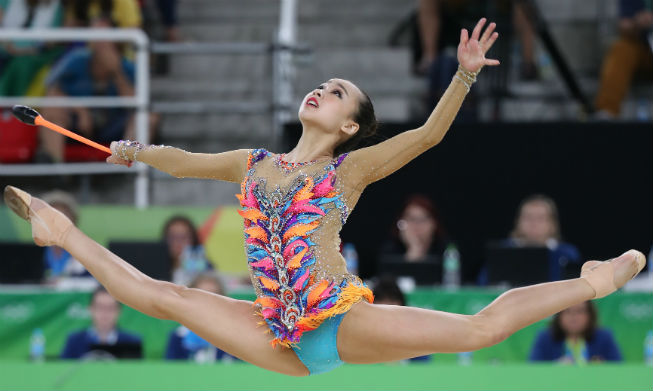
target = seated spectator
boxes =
[417,0,537,79]
[529,301,622,363]
[37,16,136,162]
[379,194,457,284]
[60,286,142,359]
[165,272,238,362]
[414,0,536,120]
[63,0,142,28]
[478,194,581,285]
[155,0,179,43]
[41,190,92,282]
[595,0,653,118]
[509,195,581,280]
[373,276,430,362]
[163,215,213,286]
[0,0,66,96]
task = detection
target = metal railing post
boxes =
[0,28,150,207]
[274,0,298,151]
[134,33,150,209]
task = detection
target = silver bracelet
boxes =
[115,140,145,161]
[457,65,478,83]
[453,75,471,92]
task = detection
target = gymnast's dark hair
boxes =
[334,90,377,156]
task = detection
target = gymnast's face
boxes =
[298,78,362,141]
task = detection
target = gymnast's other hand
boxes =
[457,18,500,73]
[107,141,132,167]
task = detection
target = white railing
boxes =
[0,0,302,207]
[274,0,298,151]
[0,28,150,208]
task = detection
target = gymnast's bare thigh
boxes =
[164,286,309,376]
[337,301,477,364]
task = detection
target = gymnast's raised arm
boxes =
[107,142,249,184]
[345,18,499,187]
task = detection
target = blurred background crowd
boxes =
[0,0,651,370]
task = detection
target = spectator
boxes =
[163,215,213,286]
[379,194,457,284]
[529,301,622,363]
[509,194,581,280]
[37,16,136,162]
[150,0,179,74]
[595,0,653,118]
[373,276,430,362]
[63,0,141,28]
[478,194,581,285]
[41,190,92,282]
[0,0,66,96]
[417,0,537,78]
[154,0,179,43]
[60,286,142,359]
[415,0,537,119]
[164,272,238,362]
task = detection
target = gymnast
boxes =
[4,18,645,376]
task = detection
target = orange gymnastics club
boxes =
[11,105,111,155]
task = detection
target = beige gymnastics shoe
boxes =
[581,250,646,299]
[3,186,73,247]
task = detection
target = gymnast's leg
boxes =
[4,186,308,376]
[337,250,645,364]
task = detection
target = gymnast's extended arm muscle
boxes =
[342,19,498,188]
[109,142,249,183]
[344,74,469,187]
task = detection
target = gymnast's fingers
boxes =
[106,155,131,167]
[483,32,499,54]
[460,28,469,45]
[480,22,496,46]
[471,18,486,41]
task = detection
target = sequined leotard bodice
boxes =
[115,73,470,347]
[237,149,372,346]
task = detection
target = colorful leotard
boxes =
[237,149,372,347]
[115,70,470,347]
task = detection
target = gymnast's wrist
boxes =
[111,140,145,162]
[453,65,479,92]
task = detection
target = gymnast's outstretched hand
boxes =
[106,141,131,167]
[457,18,500,73]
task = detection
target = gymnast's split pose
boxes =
[4,19,646,376]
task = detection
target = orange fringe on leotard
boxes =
[256,282,374,348]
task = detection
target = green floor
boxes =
[0,362,650,391]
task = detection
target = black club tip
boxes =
[11,105,40,125]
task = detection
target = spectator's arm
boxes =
[601,330,623,361]
[59,334,77,359]
[418,0,441,66]
[528,331,549,361]
[164,331,185,360]
[113,68,135,97]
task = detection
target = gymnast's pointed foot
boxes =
[580,250,646,299]
[3,186,73,247]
